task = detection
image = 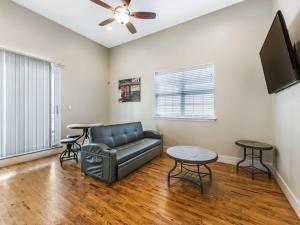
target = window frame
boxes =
[153,64,217,121]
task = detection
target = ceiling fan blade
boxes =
[121,0,131,7]
[90,0,114,11]
[131,12,156,19]
[99,18,115,26]
[126,22,137,34]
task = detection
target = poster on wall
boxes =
[118,77,141,102]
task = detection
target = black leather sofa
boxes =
[81,122,163,184]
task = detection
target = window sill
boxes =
[152,116,217,122]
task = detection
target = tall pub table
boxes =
[66,123,103,146]
[60,123,102,166]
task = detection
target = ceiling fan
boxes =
[90,0,156,34]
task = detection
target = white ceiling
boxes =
[12,0,245,48]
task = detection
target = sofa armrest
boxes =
[81,143,117,185]
[82,143,117,157]
[144,130,163,140]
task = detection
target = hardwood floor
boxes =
[0,154,299,225]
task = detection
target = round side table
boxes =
[235,140,273,179]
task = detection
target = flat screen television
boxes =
[260,11,300,94]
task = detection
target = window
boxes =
[154,64,215,120]
[0,49,61,159]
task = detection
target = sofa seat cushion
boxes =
[116,138,162,164]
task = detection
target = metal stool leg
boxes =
[60,142,78,167]
[82,128,90,145]
[75,142,81,151]
[71,142,81,152]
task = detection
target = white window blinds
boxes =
[51,63,61,147]
[155,64,215,119]
[0,50,61,159]
[0,50,4,155]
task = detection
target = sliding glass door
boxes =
[0,49,61,159]
[51,63,61,147]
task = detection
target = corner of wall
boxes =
[275,170,300,218]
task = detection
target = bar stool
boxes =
[60,138,78,166]
[66,134,81,151]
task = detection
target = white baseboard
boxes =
[217,154,240,165]
[275,170,300,218]
[0,147,63,168]
[218,155,299,218]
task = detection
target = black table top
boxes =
[166,146,218,164]
[235,140,273,150]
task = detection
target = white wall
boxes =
[108,0,274,160]
[0,0,109,137]
[1,0,299,217]
[271,0,300,218]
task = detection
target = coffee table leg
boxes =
[204,164,212,181]
[259,150,271,179]
[168,161,178,184]
[236,147,247,173]
[197,164,204,194]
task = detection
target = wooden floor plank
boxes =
[0,154,299,225]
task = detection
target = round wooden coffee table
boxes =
[235,140,273,179]
[166,146,218,194]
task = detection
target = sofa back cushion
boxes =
[90,122,144,148]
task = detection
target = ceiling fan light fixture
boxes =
[114,7,130,24]
[92,0,156,34]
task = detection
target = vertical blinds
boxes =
[155,64,215,119]
[0,50,61,159]
[0,50,4,155]
[51,63,61,147]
